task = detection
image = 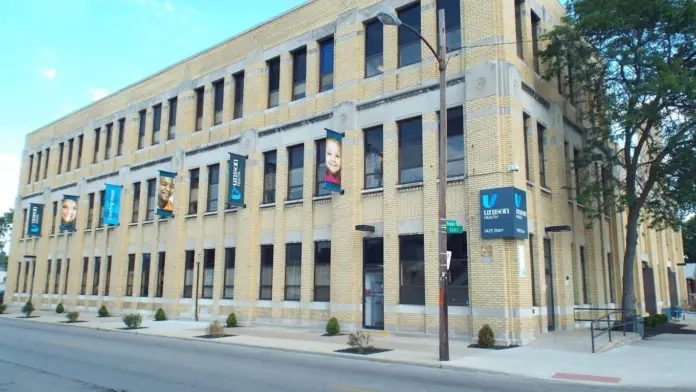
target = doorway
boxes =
[668,268,679,308]
[363,238,384,330]
[642,264,657,314]
[544,238,555,331]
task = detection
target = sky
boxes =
[0,0,307,218]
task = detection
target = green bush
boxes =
[644,315,657,328]
[98,305,109,318]
[122,313,143,329]
[326,317,340,336]
[226,312,237,327]
[0,303,7,314]
[656,314,668,325]
[206,321,226,338]
[22,301,34,318]
[55,303,64,314]
[66,312,80,323]
[154,308,167,321]
[478,324,496,348]
[347,331,373,354]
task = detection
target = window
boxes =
[80,257,89,295]
[400,235,425,305]
[233,72,244,119]
[319,37,334,92]
[27,155,33,184]
[565,141,572,199]
[314,241,330,302]
[35,151,42,182]
[530,234,537,306]
[398,4,421,67]
[291,48,307,101]
[67,139,74,171]
[141,253,150,297]
[437,0,461,52]
[63,259,70,295]
[523,114,531,180]
[315,140,330,196]
[602,166,611,214]
[398,117,423,184]
[131,182,141,223]
[117,119,125,155]
[93,128,101,163]
[515,0,524,58]
[21,209,27,238]
[156,252,165,298]
[43,148,50,179]
[167,98,177,140]
[152,104,162,145]
[213,79,224,125]
[285,244,301,301]
[195,88,204,131]
[98,190,105,228]
[137,110,146,149]
[86,193,95,229]
[607,252,615,303]
[267,57,280,108]
[207,164,220,212]
[259,245,273,300]
[146,179,156,221]
[223,248,235,299]
[531,11,541,74]
[23,262,29,292]
[537,123,546,187]
[45,259,51,294]
[188,169,199,215]
[365,20,384,77]
[287,145,304,200]
[54,259,61,295]
[76,135,84,168]
[442,107,465,178]
[15,262,21,293]
[51,201,57,234]
[105,256,112,296]
[364,126,384,189]
[183,250,194,298]
[579,246,588,304]
[92,256,101,296]
[126,254,135,297]
[574,148,582,202]
[105,123,113,159]
[202,249,215,299]
[447,233,468,305]
[263,151,277,204]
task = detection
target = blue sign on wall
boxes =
[103,184,121,226]
[480,187,528,239]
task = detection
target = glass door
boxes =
[363,238,384,329]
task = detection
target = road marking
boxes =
[46,339,91,350]
[331,385,378,392]
[552,372,620,384]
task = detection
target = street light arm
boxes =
[401,23,441,62]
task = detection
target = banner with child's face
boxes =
[156,171,176,217]
[60,195,78,232]
[324,128,343,192]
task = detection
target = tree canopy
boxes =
[0,209,12,269]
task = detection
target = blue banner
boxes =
[27,203,44,237]
[324,128,343,192]
[60,195,78,232]
[103,184,121,226]
[156,170,176,217]
[227,153,246,208]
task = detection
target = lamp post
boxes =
[377,8,450,362]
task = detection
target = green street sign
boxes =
[446,220,457,227]
[446,225,463,234]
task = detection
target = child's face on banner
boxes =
[326,138,341,175]
[159,176,174,208]
[61,199,77,224]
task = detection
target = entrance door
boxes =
[544,238,555,331]
[363,238,384,330]
[642,265,658,314]
[668,268,679,308]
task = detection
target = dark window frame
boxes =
[206,164,220,212]
[195,87,204,131]
[156,252,165,298]
[315,139,331,196]
[137,110,146,149]
[364,126,384,189]
[267,57,281,108]
[263,151,277,204]
[537,123,547,187]
[319,37,334,92]
[398,117,424,184]
[86,193,95,229]
[105,123,113,159]
[364,19,384,78]
[233,72,245,119]
[399,235,425,305]
[140,253,151,297]
[287,145,304,201]
[292,47,307,101]
[67,139,74,171]
[397,3,422,68]
[93,127,101,163]
[314,241,331,302]
[131,182,141,223]
[188,168,200,215]
[152,104,162,145]
[183,250,194,298]
[202,249,215,299]
[92,256,101,296]
[213,79,224,125]
[80,257,89,295]
[285,243,302,301]
[126,255,136,297]
[437,0,462,52]
[259,245,274,300]
[167,98,177,140]
[531,10,541,74]
[117,119,125,156]
[146,178,156,221]
[223,248,235,299]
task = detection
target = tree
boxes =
[683,217,696,263]
[540,0,696,318]
[0,209,12,269]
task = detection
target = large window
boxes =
[447,233,468,306]
[400,235,425,305]
[442,107,465,178]
[364,126,384,189]
[27,154,33,184]
[263,151,277,204]
[580,246,588,304]
[117,119,125,156]
[437,0,461,52]
[515,0,524,58]
[315,140,330,196]
[76,135,83,169]
[314,241,330,302]
[167,98,177,140]
[132,182,141,223]
[287,145,304,200]
[213,79,224,125]
[398,117,423,184]
[126,254,135,297]
[152,104,162,145]
[44,259,51,294]
[531,11,541,74]
[156,252,165,298]
[195,87,204,131]
[319,37,334,92]
[86,193,95,229]
[292,48,307,100]
[267,57,280,108]
[285,243,301,301]
[35,151,42,181]
[137,110,146,149]
[43,148,50,179]
[259,245,274,300]
[141,253,150,297]
[92,256,101,295]
[188,168,199,215]
[233,72,244,119]
[530,234,537,306]
[93,128,101,163]
[51,201,57,235]
[607,252,615,303]
[67,139,74,171]
[223,248,235,299]
[202,249,215,299]
[183,250,194,298]
[365,19,384,77]
[207,164,220,212]
[80,257,89,295]
[523,114,531,180]
[63,259,70,295]
[565,141,572,199]
[105,123,113,160]
[574,148,582,202]
[97,190,105,228]
[105,256,112,296]
[146,178,156,221]
[54,259,61,294]
[398,4,421,67]
[537,123,547,187]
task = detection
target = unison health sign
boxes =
[480,187,528,240]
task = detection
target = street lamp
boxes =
[377,8,450,362]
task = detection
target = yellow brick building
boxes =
[6,0,688,345]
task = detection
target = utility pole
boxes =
[194,260,200,321]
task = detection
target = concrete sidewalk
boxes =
[2,305,696,389]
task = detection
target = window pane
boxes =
[446,107,465,178]
[447,233,469,306]
[398,5,421,67]
[189,169,199,215]
[293,49,307,100]
[214,80,224,125]
[314,241,330,302]
[364,126,384,189]
[168,98,177,139]
[263,151,277,204]
[287,146,304,200]
[268,58,280,108]
[234,73,244,119]
[319,38,334,91]
[365,20,384,77]
[138,111,146,149]
[207,164,220,212]
[315,140,330,196]
[398,118,423,183]
[399,235,425,305]
[438,0,462,52]
[260,245,274,300]
[152,105,161,145]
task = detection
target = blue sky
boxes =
[0,0,307,215]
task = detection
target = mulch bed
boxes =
[117,327,149,330]
[644,323,696,337]
[321,333,348,337]
[60,320,88,324]
[334,348,392,355]
[196,334,236,339]
[16,316,40,319]
[468,344,520,350]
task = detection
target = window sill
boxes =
[568,199,575,204]
[95,227,105,232]
[398,60,422,71]
[396,181,424,190]
[260,203,276,209]
[203,211,218,217]
[312,195,331,202]
[540,186,552,195]
[284,199,303,206]
[224,208,239,213]
[185,214,197,219]
[128,222,138,227]
[143,220,154,225]
[316,89,333,97]
[577,203,586,210]
[526,180,535,188]
[362,187,384,195]
[447,176,466,183]
[85,228,93,232]
[364,71,384,81]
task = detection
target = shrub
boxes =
[56,303,64,314]
[66,312,80,323]
[154,308,167,321]
[326,317,340,336]
[122,313,143,329]
[206,321,226,338]
[226,312,237,327]
[656,314,668,325]
[643,315,657,328]
[347,331,373,354]
[22,301,34,318]
[0,304,7,314]
[478,324,495,348]
[98,305,109,318]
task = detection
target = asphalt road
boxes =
[0,318,681,392]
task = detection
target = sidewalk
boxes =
[2,305,696,389]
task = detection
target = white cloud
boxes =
[40,68,57,80]
[90,88,109,101]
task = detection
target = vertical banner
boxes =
[103,184,122,226]
[227,153,246,208]
[60,195,78,232]
[324,128,343,192]
[27,203,44,237]
[156,170,176,217]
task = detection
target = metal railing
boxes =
[589,309,639,353]
[574,307,625,322]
